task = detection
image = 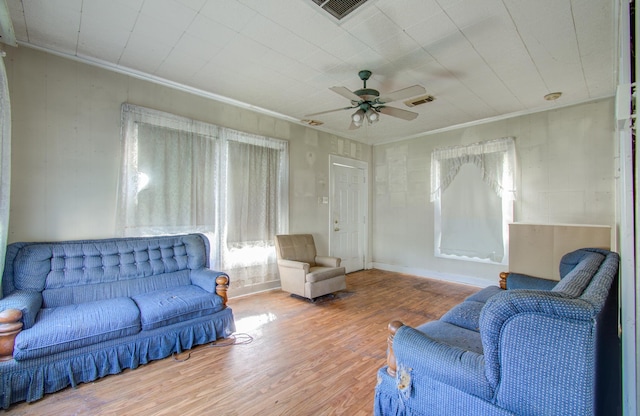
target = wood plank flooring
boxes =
[6,269,481,416]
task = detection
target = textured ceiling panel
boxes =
[4,0,617,145]
[313,0,369,20]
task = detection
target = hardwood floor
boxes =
[6,269,480,416]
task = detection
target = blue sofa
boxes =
[0,233,235,408]
[375,248,620,416]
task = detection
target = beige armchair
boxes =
[274,234,346,299]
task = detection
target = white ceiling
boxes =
[4,0,617,145]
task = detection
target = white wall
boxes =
[4,46,371,263]
[4,46,618,290]
[372,98,616,286]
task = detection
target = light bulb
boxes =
[351,109,365,123]
[366,109,379,123]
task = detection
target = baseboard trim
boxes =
[368,262,494,288]
[229,281,282,299]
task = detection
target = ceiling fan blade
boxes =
[377,85,426,104]
[330,86,363,102]
[305,106,355,117]
[377,106,419,121]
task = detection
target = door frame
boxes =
[328,154,369,271]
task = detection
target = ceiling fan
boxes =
[305,70,427,129]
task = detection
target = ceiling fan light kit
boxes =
[352,108,365,127]
[305,70,428,129]
[365,108,379,123]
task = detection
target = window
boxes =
[431,137,515,264]
[117,104,289,292]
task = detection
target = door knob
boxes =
[334,227,340,231]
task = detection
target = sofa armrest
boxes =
[190,269,230,306]
[500,272,557,290]
[388,321,493,400]
[277,259,310,273]
[0,291,42,361]
[315,256,341,268]
[0,290,42,330]
[0,309,22,361]
[480,290,595,387]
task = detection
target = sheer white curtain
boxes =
[0,54,10,291]
[431,137,516,264]
[117,104,289,292]
[219,128,288,287]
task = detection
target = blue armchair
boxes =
[374,248,620,416]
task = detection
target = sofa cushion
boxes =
[440,300,485,332]
[465,286,503,303]
[416,320,484,354]
[132,285,225,331]
[14,297,141,360]
[306,266,346,283]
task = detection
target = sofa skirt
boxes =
[0,307,235,409]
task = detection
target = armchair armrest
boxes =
[277,259,310,273]
[315,256,341,267]
[386,321,493,400]
[190,269,230,306]
[499,272,558,290]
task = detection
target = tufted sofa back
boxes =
[2,234,209,308]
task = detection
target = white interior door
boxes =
[329,156,367,273]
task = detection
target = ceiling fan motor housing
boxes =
[353,88,379,103]
[354,69,380,102]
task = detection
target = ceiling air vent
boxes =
[404,95,435,108]
[311,0,369,21]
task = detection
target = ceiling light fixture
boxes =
[301,119,324,126]
[351,108,365,127]
[365,108,379,123]
[350,106,380,128]
[544,92,562,101]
